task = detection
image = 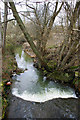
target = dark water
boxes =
[6,95,79,119]
[6,49,79,119]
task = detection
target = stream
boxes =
[6,49,79,119]
[12,50,77,102]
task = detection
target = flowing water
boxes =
[12,50,77,103]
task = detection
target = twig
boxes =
[72,29,80,32]
[1,18,15,24]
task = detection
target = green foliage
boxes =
[75,71,78,77]
[2,83,10,118]
[43,70,48,75]
[47,60,57,70]
[2,43,19,118]
[6,43,15,55]
[73,77,80,89]
[15,46,22,57]
[23,53,32,62]
[0,82,2,119]
[65,73,69,77]
[70,65,80,70]
[46,70,74,83]
[48,45,56,49]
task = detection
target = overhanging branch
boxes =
[1,18,15,24]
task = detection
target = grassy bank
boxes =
[2,44,18,118]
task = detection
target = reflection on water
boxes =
[12,51,77,102]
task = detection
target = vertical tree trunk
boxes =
[0,8,2,119]
[78,14,80,77]
[0,8,2,48]
[3,2,8,52]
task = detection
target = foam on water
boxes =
[12,51,77,103]
[12,87,76,102]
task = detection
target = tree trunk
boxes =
[78,14,80,77]
[9,1,49,69]
[0,8,2,48]
[61,40,79,67]
[41,2,64,53]
[3,2,8,52]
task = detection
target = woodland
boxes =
[0,0,80,119]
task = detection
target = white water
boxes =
[12,51,77,102]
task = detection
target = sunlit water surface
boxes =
[12,51,77,102]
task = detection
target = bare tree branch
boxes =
[26,4,35,10]
[1,18,15,24]
[56,2,64,15]
[62,57,77,70]
[47,2,64,35]
[20,13,35,24]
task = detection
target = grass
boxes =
[47,44,57,49]
[2,43,18,118]
[0,82,2,120]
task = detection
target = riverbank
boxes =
[0,48,2,120]
[2,48,16,118]
[2,46,23,118]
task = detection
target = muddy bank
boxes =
[5,93,80,119]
